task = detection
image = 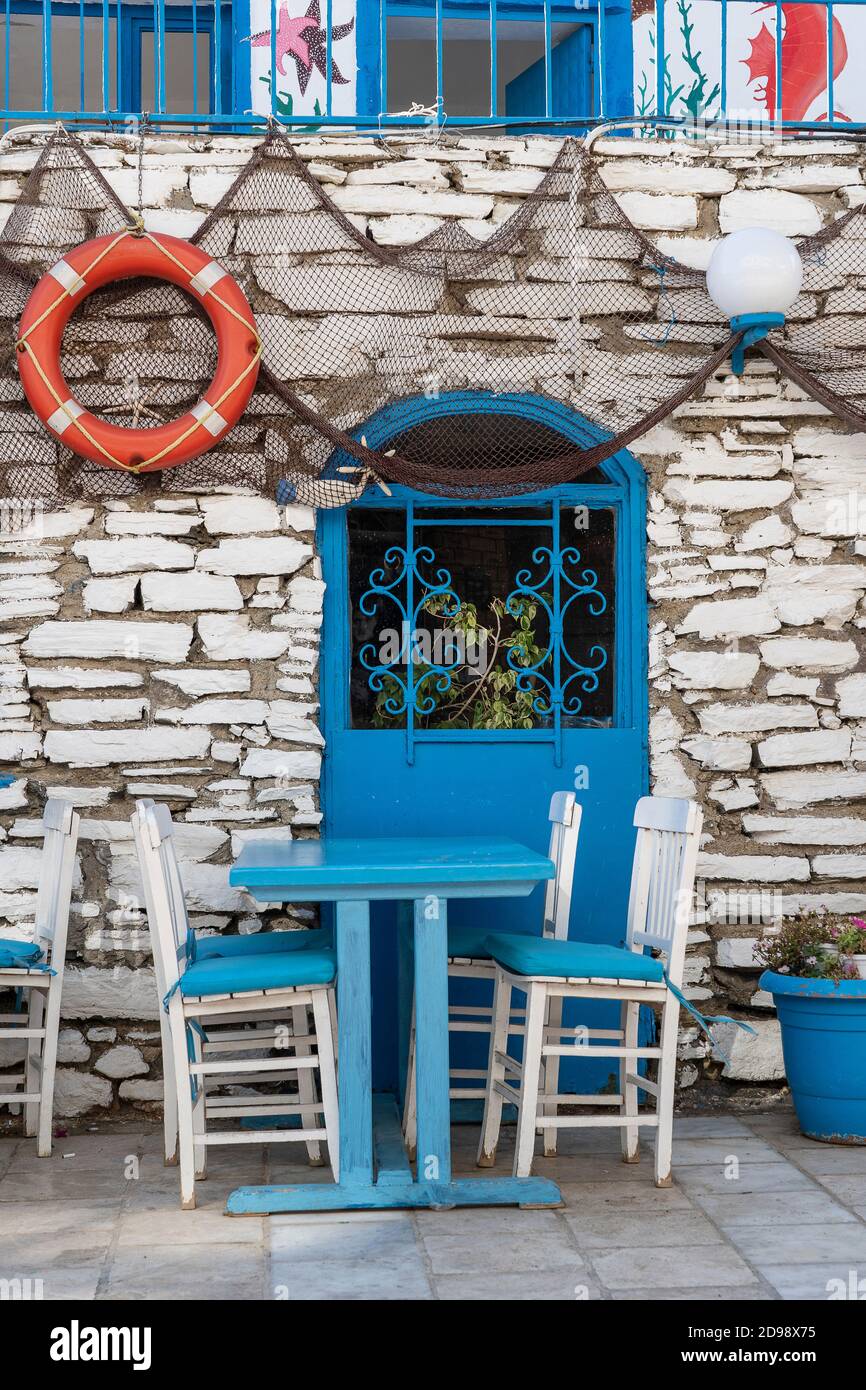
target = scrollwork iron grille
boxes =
[353,499,612,765]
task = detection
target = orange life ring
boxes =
[16,229,261,473]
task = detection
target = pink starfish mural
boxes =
[250,0,355,95]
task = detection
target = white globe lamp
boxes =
[706,227,803,374]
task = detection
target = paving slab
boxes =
[433,1269,604,1300]
[673,1159,817,1196]
[591,1241,760,1291]
[104,1243,267,1300]
[693,1188,857,1229]
[758,1261,866,1300]
[563,1205,722,1251]
[730,1221,866,1265]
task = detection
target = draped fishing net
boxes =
[0,125,860,512]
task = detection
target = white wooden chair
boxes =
[0,799,79,1156]
[131,800,334,1169]
[478,795,703,1187]
[133,799,339,1209]
[403,791,581,1156]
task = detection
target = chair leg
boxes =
[541,992,562,1157]
[35,982,62,1159]
[477,969,512,1168]
[513,982,546,1179]
[654,996,679,1188]
[159,1010,179,1166]
[620,999,641,1164]
[311,989,340,1183]
[402,998,417,1161]
[169,1012,197,1209]
[23,988,43,1139]
[190,1028,208,1181]
[292,1003,323,1167]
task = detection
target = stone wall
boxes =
[1,127,865,1116]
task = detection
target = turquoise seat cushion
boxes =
[484,933,665,984]
[178,947,336,998]
[447,924,496,960]
[0,938,43,969]
[193,927,332,961]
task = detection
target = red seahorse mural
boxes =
[744,2,849,121]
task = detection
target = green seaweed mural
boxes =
[636,0,721,130]
[258,75,322,129]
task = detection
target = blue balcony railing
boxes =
[0,0,863,133]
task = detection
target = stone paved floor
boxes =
[1,1108,865,1300]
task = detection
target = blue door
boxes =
[505,23,594,130]
[319,393,647,1096]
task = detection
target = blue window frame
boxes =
[0,0,232,121]
[355,0,634,127]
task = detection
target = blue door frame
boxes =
[319,391,648,1097]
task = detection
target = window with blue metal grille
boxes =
[348,500,616,733]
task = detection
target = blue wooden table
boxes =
[226,835,560,1214]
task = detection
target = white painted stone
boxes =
[25,666,144,688]
[44,727,210,767]
[82,576,139,614]
[200,496,281,535]
[837,674,866,718]
[56,1028,90,1064]
[601,162,735,195]
[757,729,852,768]
[613,191,698,230]
[46,698,149,725]
[811,855,866,879]
[767,673,821,699]
[651,750,697,798]
[760,637,858,673]
[712,1018,785,1082]
[697,703,817,735]
[239,748,322,780]
[156,699,268,726]
[697,854,810,883]
[663,479,793,512]
[0,732,41,761]
[762,769,866,810]
[23,621,192,663]
[681,735,753,771]
[678,597,779,640]
[103,512,200,536]
[716,937,759,969]
[667,650,756,695]
[197,614,294,661]
[60,965,158,1020]
[197,538,312,577]
[763,564,866,627]
[719,188,822,236]
[118,1079,164,1104]
[141,571,243,612]
[744,815,866,846]
[734,515,793,552]
[53,1068,114,1116]
[0,508,93,541]
[151,668,251,696]
[94,1044,148,1079]
[73,539,195,574]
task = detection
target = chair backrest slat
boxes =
[626,795,703,987]
[542,791,582,942]
[35,799,79,974]
[132,798,188,1006]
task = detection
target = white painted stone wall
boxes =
[2,128,866,1112]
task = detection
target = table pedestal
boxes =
[227,897,561,1215]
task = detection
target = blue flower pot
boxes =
[760,970,866,1145]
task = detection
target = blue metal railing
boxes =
[0,0,864,133]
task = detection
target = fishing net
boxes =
[0,125,859,512]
